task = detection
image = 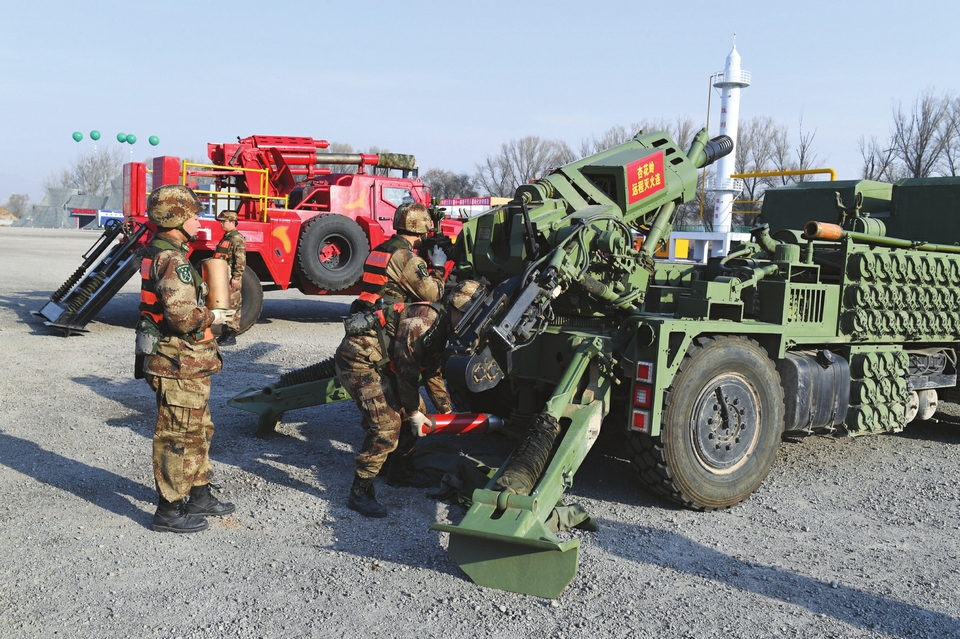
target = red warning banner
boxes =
[626,151,665,205]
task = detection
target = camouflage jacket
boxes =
[213,229,246,282]
[142,236,222,379]
[393,303,451,414]
[359,235,444,309]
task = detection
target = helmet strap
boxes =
[176,225,197,243]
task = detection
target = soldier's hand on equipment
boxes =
[409,411,432,437]
[211,309,237,325]
[428,245,447,267]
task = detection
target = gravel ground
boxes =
[1,227,959,638]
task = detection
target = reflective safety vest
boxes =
[213,230,240,261]
[356,234,411,310]
[139,240,213,343]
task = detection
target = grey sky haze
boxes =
[0,0,955,203]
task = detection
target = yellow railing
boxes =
[731,167,837,182]
[181,161,289,222]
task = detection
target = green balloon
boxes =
[72,131,83,142]
[148,135,160,146]
[126,134,137,144]
[90,130,101,140]
[117,132,127,143]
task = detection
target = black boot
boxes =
[186,483,236,516]
[154,497,209,533]
[386,455,434,488]
[348,476,387,518]
[217,328,237,346]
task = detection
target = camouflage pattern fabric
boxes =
[381,240,444,305]
[139,232,223,502]
[334,334,404,480]
[147,185,203,228]
[214,229,246,331]
[142,244,221,378]
[148,375,215,502]
[393,303,452,415]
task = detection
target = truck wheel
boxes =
[297,215,368,291]
[628,336,783,510]
[238,268,263,334]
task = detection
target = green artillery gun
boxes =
[434,130,960,598]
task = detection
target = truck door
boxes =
[375,182,415,235]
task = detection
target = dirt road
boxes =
[1,227,958,638]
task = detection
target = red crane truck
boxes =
[35,135,461,336]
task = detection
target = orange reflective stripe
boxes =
[141,290,158,305]
[362,272,389,286]
[140,258,153,278]
[366,252,391,268]
[374,310,387,327]
[358,291,379,304]
[393,302,405,313]
[144,311,163,323]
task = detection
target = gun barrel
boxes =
[687,131,734,169]
[804,220,960,255]
[314,152,417,171]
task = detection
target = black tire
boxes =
[238,268,263,334]
[297,215,368,291]
[627,336,783,510]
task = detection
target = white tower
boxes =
[711,44,750,254]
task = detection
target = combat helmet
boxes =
[448,279,485,313]
[216,209,238,222]
[393,202,431,235]
[147,185,204,229]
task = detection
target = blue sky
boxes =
[0,0,955,203]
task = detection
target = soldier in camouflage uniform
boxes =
[138,185,237,533]
[334,202,447,518]
[213,209,246,346]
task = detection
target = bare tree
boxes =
[891,90,954,178]
[421,169,478,198]
[44,147,126,196]
[2,193,31,218]
[475,136,574,197]
[858,135,902,181]
[936,96,960,176]
[734,116,784,212]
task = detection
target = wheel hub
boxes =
[691,373,761,474]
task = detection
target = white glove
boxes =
[211,309,236,325]
[428,245,447,267]
[409,411,432,437]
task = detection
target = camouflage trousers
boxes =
[147,374,215,502]
[226,284,242,331]
[334,334,417,480]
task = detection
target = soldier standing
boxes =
[137,185,237,533]
[213,209,246,346]
[334,202,447,518]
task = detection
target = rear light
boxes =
[631,409,651,433]
[636,361,653,383]
[634,384,652,408]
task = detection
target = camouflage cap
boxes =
[217,209,238,222]
[393,202,431,235]
[448,279,484,312]
[147,185,204,228]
